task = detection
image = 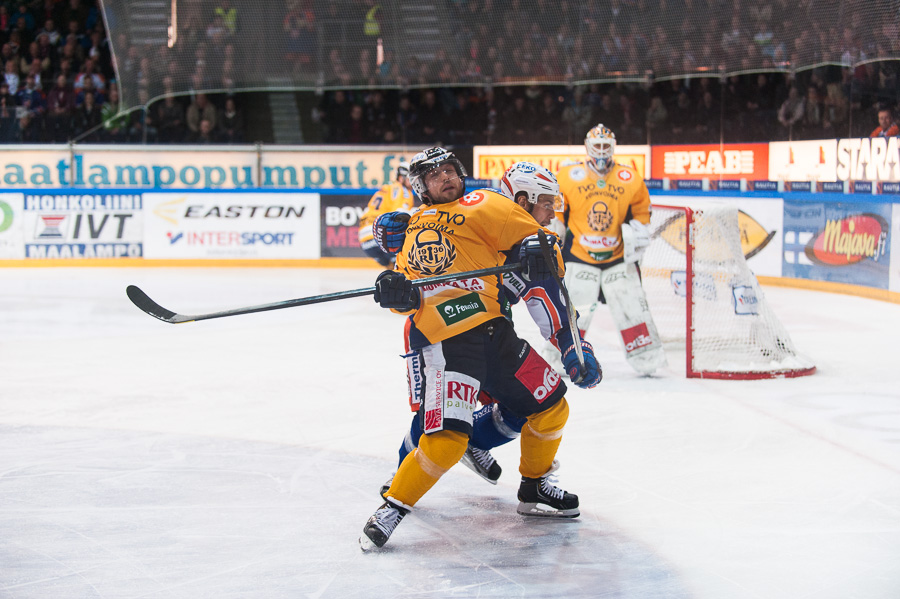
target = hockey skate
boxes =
[360,499,410,550]
[516,473,580,518]
[459,444,501,484]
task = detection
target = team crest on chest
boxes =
[408,229,457,275]
[587,201,613,231]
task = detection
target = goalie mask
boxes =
[585,124,616,176]
[499,162,560,206]
[408,147,467,205]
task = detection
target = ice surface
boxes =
[1,267,898,598]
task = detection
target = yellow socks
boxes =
[519,398,569,478]
[386,429,468,507]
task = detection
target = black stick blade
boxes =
[126,285,189,324]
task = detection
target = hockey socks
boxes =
[384,429,468,507]
[519,398,569,479]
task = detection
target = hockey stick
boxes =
[537,230,586,383]
[126,263,522,324]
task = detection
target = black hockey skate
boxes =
[459,444,502,484]
[360,499,410,550]
[517,474,580,518]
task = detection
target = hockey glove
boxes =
[373,211,411,255]
[518,233,559,282]
[562,339,602,389]
[373,270,420,311]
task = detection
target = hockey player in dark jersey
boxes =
[360,153,602,550]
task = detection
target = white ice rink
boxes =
[1,266,899,599]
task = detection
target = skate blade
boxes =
[516,502,580,518]
[359,534,378,552]
[459,455,500,484]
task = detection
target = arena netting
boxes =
[100,0,900,112]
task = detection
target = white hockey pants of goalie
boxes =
[543,261,667,376]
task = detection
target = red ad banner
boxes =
[651,144,769,180]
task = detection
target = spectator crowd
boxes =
[0,0,897,145]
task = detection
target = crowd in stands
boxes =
[314,67,876,146]
[0,0,245,143]
[0,0,897,145]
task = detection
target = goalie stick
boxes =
[126,263,522,324]
[537,230,586,383]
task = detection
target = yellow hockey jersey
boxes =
[394,188,563,349]
[358,182,415,244]
[556,161,651,266]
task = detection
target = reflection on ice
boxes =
[0,426,684,599]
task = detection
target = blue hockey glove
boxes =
[561,339,602,389]
[518,233,558,282]
[373,270,420,311]
[373,211,411,255]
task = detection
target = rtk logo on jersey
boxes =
[408,228,456,275]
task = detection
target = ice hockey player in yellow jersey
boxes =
[551,124,667,376]
[360,148,585,550]
[358,160,415,266]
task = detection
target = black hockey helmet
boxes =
[408,147,467,204]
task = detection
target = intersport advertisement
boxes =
[143,192,320,259]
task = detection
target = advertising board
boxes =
[143,192,320,259]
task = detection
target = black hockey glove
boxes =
[373,270,420,311]
[518,233,559,282]
[373,211,411,255]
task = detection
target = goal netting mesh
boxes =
[642,203,816,379]
[99,0,900,111]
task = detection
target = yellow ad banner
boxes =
[473,145,650,180]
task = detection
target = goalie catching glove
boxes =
[518,233,560,282]
[373,270,420,311]
[621,220,651,264]
[373,211,411,255]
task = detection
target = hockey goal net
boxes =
[641,203,815,380]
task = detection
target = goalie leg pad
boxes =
[519,398,569,479]
[563,262,603,334]
[600,262,668,375]
[386,429,469,507]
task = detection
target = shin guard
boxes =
[386,429,468,507]
[519,398,569,478]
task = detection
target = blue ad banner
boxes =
[783,201,891,288]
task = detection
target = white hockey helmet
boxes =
[585,124,616,175]
[408,147,467,204]
[396,160,410,178]
[499,162,560,205]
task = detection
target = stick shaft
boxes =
[127,262,521,324]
